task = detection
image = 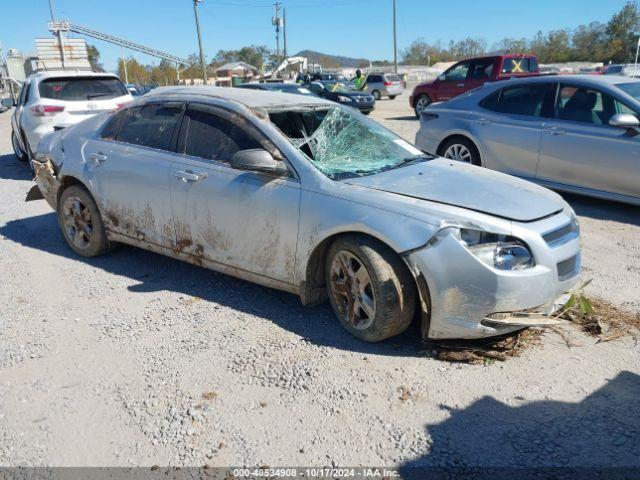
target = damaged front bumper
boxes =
[31,158,61,210]
[405,214,581,340]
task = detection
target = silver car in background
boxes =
[415,75,640,206]
[357,73,405,100]
[33,87,580,342]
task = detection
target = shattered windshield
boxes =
[270,106,432,179]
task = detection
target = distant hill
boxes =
[295,50,370,69]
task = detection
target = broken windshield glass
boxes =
[282,106,432,179]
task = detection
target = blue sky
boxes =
[0,0,632,71]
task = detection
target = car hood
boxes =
[344,158,564,222]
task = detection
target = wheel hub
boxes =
[329,250,376,330]
[62,196,94,249]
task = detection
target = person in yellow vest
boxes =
[354,69,367,91]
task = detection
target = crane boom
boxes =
[49,21,193,67]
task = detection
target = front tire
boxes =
[11,131,28,162]
[414,94,431,117]
[326,235,416,342]
[58,185,112,257]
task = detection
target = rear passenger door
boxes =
[85,102,184,248]
[469,83,556,178]
[170,104,301,284]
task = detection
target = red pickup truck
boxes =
[410,54,540,117]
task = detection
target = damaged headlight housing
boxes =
[458,228,535,271]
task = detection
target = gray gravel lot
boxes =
[0,91,638,471]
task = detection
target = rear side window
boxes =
[501,57,538,74]
[178,106,262,163]
[38,76,128,101]
[101,110,127,140]
[482,84,553,117]
[116,103,183,151]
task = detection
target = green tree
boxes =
[605,1,640,63]
[87,44,103,72]
[572,22,607,62]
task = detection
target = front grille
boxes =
[543,220,579,247]
[557,255,579,280]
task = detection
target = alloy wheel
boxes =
[328,250,376,330]
[415,96,430,115]
[443,144,472,163]
[62,196,94,250]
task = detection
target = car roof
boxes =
[144,85,331,108]
[491,74,640,87]
[28,70,120,81]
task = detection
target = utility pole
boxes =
[634,35,640,78]
[392,0,398,74]
[283,8,287,59]
[193,0,207,83]
[272,2,282,61]
[48,0,66,69]
[121,47,129,84]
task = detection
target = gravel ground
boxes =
[0,92,639,471]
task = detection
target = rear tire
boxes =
[325,235,416,342]
[372,90,381,100]
[389,95,397,100]
[58,185,112,257]
[12,131,28,162]
[440,137,481,166]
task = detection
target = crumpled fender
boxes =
[32,158,61,210]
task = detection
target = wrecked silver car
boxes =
[32,86,581,341]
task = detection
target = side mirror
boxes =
[230,149,289,176]
[1,97,16,108]
[609,113,639,128]
[437,74,446,81]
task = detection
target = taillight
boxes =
[30,104,65,116]
[115,102,129,110]
[384,81,392,86]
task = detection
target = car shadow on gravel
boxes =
[0,153,33,181]
[564,193,640,227]
[0,211,426,357]
[399,371,640,479]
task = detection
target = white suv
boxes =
[8,71,133,166]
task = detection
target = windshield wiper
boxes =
[385,155,430,171]
[86,92,115,99]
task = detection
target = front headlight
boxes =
[337,95,352,103]
[459,228,535,271]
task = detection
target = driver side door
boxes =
[170,104,301,284]
[434,61,471,101]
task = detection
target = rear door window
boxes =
[116,103,184,151]
[38,76,128,101]
[177,105,262,163]
[468,59,494,80]
[483,84,554,117]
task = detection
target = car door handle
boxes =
[544,127,566,136]
[174,170,207,182]
[472,117,491,125]
[457,83,465,87]
[88,152,107,164]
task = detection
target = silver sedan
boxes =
[32,86,580,341]
[415,75,640,206]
